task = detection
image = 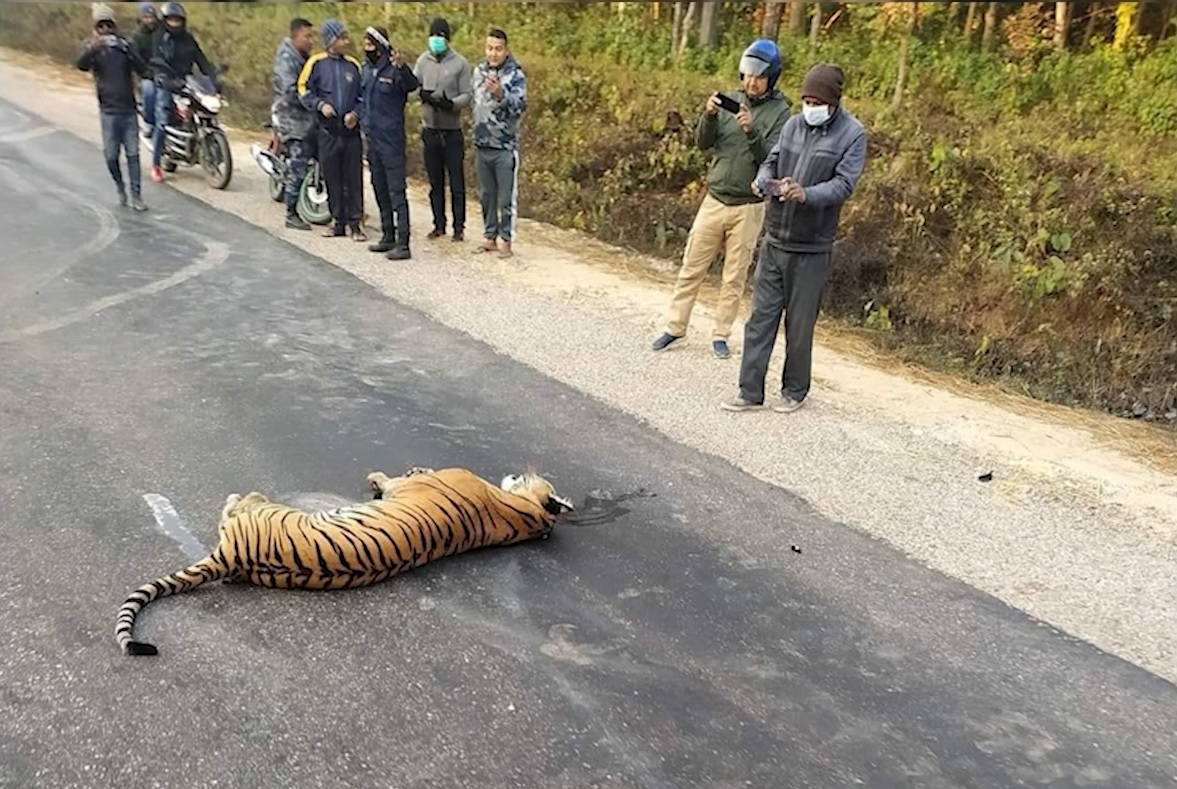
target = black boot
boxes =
[285,206,311,230]
[386,231,411,260]
[369,233,396,253]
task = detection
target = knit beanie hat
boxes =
[138,2,156,17]
[321,19,346,48]
[801,63,845,106]
[92,3,116,24]
[429,17,451,40]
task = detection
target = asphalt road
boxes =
[1,99,1176,789]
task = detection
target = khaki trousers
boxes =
[665,193,765,341]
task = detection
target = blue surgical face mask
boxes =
[428,35,446,55]
[802,103,832,126]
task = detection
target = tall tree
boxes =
[789,0,807,34]
[982,1,1000,51]
[699,0,720,47]
[761,0,786,39]
[1054,1,1072,48]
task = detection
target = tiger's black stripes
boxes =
[115,467,575,656]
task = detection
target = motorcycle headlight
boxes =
[202,95,222,113]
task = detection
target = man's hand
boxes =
[343,111,358,130]
[486,75,503,99]
[391,48,404,68]
[706,93,721,117]
[751,179,764,198]
[320,103,336,118]
[781,180,806,203]
[736,104,753,134]
[89,33,105,51]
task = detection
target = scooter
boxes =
[249,121,331,225]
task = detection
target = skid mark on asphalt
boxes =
[141,493,208,561]
[0,237,230,343]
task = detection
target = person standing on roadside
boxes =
[413,17,473,242]
[651,39,791,360]
[78,3,152,211]
[359,25,419,260]
[471,27,527,259]
[271,16,317,231]
[722,63,868,415]
[298,19,366,241]
[131,2,158,136]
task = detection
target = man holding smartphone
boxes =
[722,63,868,415]
[651,39,792,360]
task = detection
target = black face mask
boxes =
[364,48,380,64]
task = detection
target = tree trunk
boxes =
[1083,1,1102,47]
[892,2,919,112]
[1161,0,1174,38]
[788,1,807,35]
[672,1,687,56]
[677,1,699,56]
[699,0,720,47]
[809,2,823,47]
[982,1,999,51]
[1054,1,1072,48]
[761,0,786,38]
[965,1,979,40]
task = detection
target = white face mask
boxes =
[802,103,832,126]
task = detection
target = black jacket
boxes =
[132,22,156,67]
[149,25,214,88]
[76,35,151,113]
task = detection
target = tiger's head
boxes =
[500,472,575,519]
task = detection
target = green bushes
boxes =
[3,2,1174,423]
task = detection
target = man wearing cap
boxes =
[413,17,473,242]
[359,25,419,260]
[131,2,158,134]
[78,3,152,211]
[272,16,317,230]
[722,63,867,415]
[651,39,792,360]
[298,19,366,241]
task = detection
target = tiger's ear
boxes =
[544,493,574,516]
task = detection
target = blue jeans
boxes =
[140,78,156,127]
[151,85,172,167]
[100,110,141,196]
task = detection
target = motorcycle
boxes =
[249,121,331,225]
[156,66,233,190]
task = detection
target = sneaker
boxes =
[771,397,805,414]
[285,212,311,231]
[720,396,764,412]
[151,165,164,183]
[712,340,731,359]
[652,332,683,352]
[117,188,127,207]
[130,194,148,212]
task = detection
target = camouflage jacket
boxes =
[471,53,527,151]
[271,37,315,142]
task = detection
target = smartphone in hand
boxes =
[715,94,741,114]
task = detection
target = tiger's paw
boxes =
[367,471,391,499]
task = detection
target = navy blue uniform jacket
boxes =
[358,56,420,157]
[298,51,364,136]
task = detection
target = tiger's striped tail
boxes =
[115,553,231,656]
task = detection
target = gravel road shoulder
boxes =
[2,48,1174,684]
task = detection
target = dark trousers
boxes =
[422,127,465,234]
[369,145,410,245]
[738,241,831,404]
[319,129,363,230]
[283,135,316,211]
[100,110,141,196]
[475,146,518,243]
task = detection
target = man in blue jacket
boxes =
[359,25,419,260]
[722,63,868,415]
[78,3,152,211]
[298,19,366,240]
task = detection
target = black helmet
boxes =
[161,2,185,20]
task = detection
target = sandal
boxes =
[350,226,368,242]
[322,226,345,238]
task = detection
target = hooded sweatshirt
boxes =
[471,53,527,151]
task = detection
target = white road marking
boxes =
[142,493,208,561]
[0,125,59,143]
[0,238,230,343]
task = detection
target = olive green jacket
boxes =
[695,87,792,206]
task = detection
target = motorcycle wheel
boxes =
[268,171,285,202]
[296,162,332,225]
[202,128,233,190]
